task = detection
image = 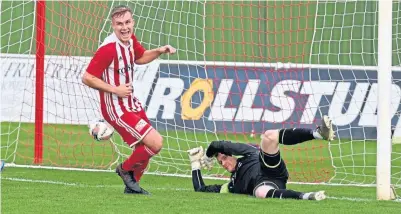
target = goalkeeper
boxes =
[187,116,335,200]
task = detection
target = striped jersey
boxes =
[86,33,146,120]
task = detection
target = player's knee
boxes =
[254,185,275,198]
[151,134,163,154]
[260,130,280,154]
[142,130,163,154]
[261,130,279,147]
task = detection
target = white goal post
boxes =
[377,0,393,201]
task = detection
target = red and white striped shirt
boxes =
[86,33,146,120]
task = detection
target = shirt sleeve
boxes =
[197,184,223,193]
[86,45,113,78]
[131,35,146,61]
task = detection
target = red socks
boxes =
[122,143,157,182]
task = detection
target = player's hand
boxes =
[187,147,204,170]
[187,147,204,162]
[200,154,214,171]
[158,45,176,54]
[114,83,132,98]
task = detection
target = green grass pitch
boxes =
[1,167,401,214]
[1,122,401,213]
[1,1,401,213]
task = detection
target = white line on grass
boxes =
[7,164,391,188]
[4,177,397,202]
[1,177,190,191]
[2,177,102,187]
[326,196,374,202]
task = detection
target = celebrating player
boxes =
[82,5,176,194]
[187,116,335,200]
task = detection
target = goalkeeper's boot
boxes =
[307,191,326,201]
[316,115,335,141]
[115,163,143,193]
[124,185,151,195]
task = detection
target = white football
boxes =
[89,119,114,141]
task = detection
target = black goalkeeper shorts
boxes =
[257,149,289,186]
[253,178,287,196]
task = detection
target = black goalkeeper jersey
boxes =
[206,140,288,195]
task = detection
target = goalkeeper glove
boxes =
[187,147,204,170]
[200,154,214,170]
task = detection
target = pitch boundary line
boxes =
[3,177,399,202]
[4,164,388,188]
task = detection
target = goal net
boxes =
[1,0,400,192]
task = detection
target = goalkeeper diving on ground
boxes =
[187,116,335,200]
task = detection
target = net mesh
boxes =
[0,1,400,191]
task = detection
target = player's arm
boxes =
[206,140,258,158]
[82,46,131,98]
[196,183,230,194]
[131,35,176,65]
[188,147,230,194]
[192,169,228,193]
[135,46,176,65]
[82,72,117,94]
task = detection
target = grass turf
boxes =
[1,167,401,214]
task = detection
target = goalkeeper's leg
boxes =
[254,184,326,201]
[260,116,334,155]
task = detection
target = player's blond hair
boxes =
[110,5,133,19]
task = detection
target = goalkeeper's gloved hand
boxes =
[187,147,204,170]
[200,154,214,171]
